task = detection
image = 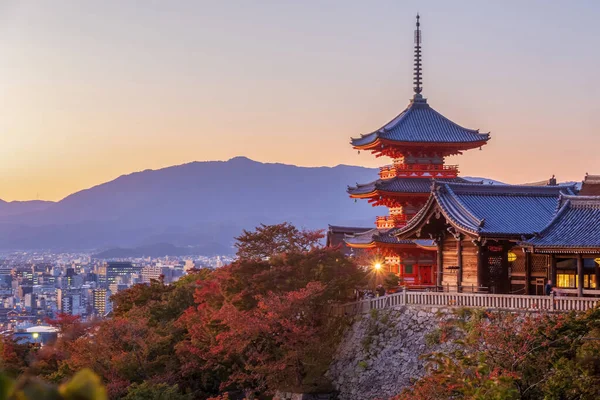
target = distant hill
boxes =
[0,200,54,217]
[92,242,232,259]
[0,157,381,252]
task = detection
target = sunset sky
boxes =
[1,1,599,201]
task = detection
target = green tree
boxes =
[234,222,323,260]
[123,382,191,400]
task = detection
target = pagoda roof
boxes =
[344,228,420,248]
[351,97,490,148]
[326,225,372,255]
[394,182,577,239]
[520,195,600,253]
[327,225,372,235]
[348,177,474,197]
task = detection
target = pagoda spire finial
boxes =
[413,13,423,98]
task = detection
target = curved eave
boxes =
[345,242,376,249]
[414,239,437,251]
[351,137,490,152]
[373,240,419,249]
[344,237,420,249]
[392,194,441,239]
[394,184,567,241]
[524,246,600,255]
[392,192,481,240]
[348,191,379,199]
[348,190,430,200]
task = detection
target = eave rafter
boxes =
[351,192,428,208]
[353,138,485,159]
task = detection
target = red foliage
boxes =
[24,224,362,398]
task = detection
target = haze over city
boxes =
[2,0,599,201]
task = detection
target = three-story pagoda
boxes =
[344,15,490,286]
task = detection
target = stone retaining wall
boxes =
[273,392,333,400]
[327,306,454,400]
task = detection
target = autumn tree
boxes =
[177,223,364,396]
[23,223,363,398]
[0,335,36,379]
[395,307,600,400]
[31,270,212,399]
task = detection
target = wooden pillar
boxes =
[436,238,443,289]
[550,254,557,287]
[595,256,600,290]
[457,237,463,292]
[577,254,584,297]
[524,252,532,295]
[476,243,485,292]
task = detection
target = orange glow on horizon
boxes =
[0,3,597,201]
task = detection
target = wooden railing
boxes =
[332,289,600,316]
[379,164,459,179]
[375,215,408,229]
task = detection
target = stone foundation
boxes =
[327,306,454,400]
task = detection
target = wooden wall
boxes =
[462,240,478,289]
[441,236,478,291]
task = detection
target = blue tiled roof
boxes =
[328,225,372,235]
[521,196,600,251]
[375,228,414,245]
[344,228,384,246]
[351,97,490,147]
[344,228,415,246]
[414,239,436,249]
[395,182,577,239]
[347,177,472,196]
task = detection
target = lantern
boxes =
[507,252,517,262]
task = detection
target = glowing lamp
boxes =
[507,252,517,262]
[32,332,39,339]
[374,263,382,270]
[595,258,600,265]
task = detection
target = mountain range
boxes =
[0,157,385,254]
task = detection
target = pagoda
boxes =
[344,15,490,287]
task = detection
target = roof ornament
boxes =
[413,14,423,99]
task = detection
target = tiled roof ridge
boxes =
[356,180,381,187]
[520,194,600,250]
[350,99,491,146]
[344,227,382,238]
[347,176,477,194]
[378,102,414,133]
[328,225,372,232]
[444,181,577,196]
[562,195,600,208]
[392,194,438,237]
[374,229,414,244]
[435,183,482,233]
[349,104,412,142]
[398,102,486,135]
[532,198,572,238]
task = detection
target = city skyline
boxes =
[2,1,600,201]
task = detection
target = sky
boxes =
[1,1,599,201]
